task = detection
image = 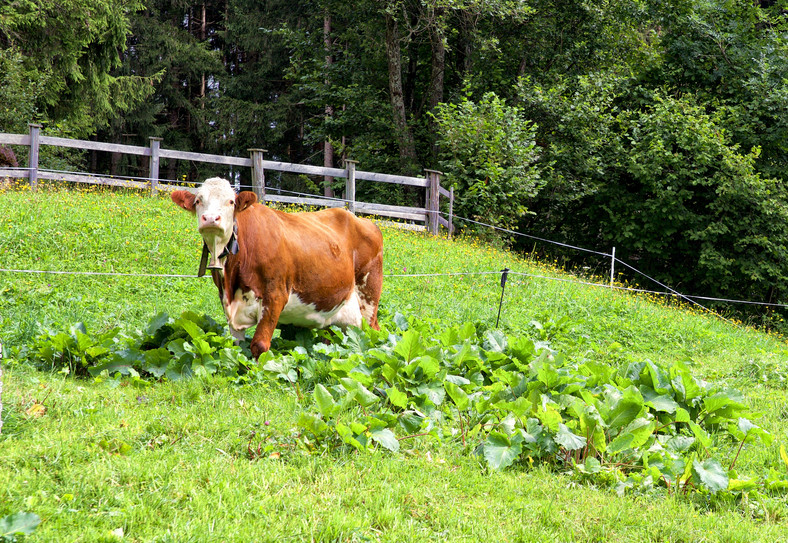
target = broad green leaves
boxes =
[17,311,779,499]
[483,432,523,471]
[0,512,41,541]
[18,311,250,381]
[692,459,729,494]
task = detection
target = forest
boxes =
[1,0,788,327]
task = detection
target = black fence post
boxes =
[496,267,510,328]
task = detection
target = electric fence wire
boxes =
[443,213,787,313]
[1,179,785,312]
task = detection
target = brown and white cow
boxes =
[171,177,383,359]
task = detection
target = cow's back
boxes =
[277,206,382,269]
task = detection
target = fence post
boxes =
[345,159,357,214]
[148,137,162,196]
[425,169,441,235]
[496,268,510,328]
[28,123,41,191]
[610,247,616,288]
[448,186,454,239]
[249,148,267,202]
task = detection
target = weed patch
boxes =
[11,310,788,504]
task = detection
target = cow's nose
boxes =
[201,214,221,225]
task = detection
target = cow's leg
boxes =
[249,296,287,360]
[357,252,383,330]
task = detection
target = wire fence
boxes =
[2,209,785,315]
[2,173,786,316]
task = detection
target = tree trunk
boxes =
[323,12,335,198]
[384,11,418,173]
[428,9,446,112]
[428,8,446,159]
[201,3,207,109]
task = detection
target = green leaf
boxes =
[415,382,446,406]
[393,312,409,331]
[608,419,656,454]
[394,330,426,362]
[145,312,171,337]
[675,407,691,423]
[500,396,530,418]
[483,330,508,353]
[703,392,748,422]
[642,360,671,394]
[386,386,408,409]
[350,422,368,435]
[299,413,328,438]
[671,370,702,403]
[728,478,758,492]
[483,431,522,470]
[370,428,400,452]
[781,445,788,470]
[640,386,679,414]
[85,345,110,359]
[458,322,476,341]
[176,317,204,341]
[335,423,365,451]
[314,384,338,418]
[606,386,644,432]
[398,411,425,434]
[535,404,563,433]
[688,421,713,449]
[444,381,469,410]
[143,348,173,378]
[0,512,41,537]
[536,360,561,389]
[340,377,379,408]
[581,457,602,474]
[730,418,773,446]
[416,355,441,379]
[692,458,729,493]
[509,335,536,363]
[555,424,586,451]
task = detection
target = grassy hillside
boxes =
[2,184,788,541]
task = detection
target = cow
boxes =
[171,177,383,359]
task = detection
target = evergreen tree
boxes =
[0,0,155,137]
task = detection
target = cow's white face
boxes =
[172,178,258,266]
[193,177,237,254]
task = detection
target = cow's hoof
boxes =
[250,341,270,360]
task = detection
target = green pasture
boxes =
[2,184,788,542]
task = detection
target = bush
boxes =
[433,92,542,237]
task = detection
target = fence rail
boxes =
[0,124,454,234]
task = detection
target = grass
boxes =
[2,182,788,541]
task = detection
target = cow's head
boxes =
[171,177,257,265]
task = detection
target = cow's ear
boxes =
[171,190,197,213]
[236,191,257,212]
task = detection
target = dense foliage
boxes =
[2,0,788,321]
[14,311,788,500]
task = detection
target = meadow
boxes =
[2,183,788,542]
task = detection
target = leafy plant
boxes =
[0,512,40,542]
[13,310,786,500]
[433,91,542,235]
[17,311,252,380]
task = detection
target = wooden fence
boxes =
[0,123,455,235]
